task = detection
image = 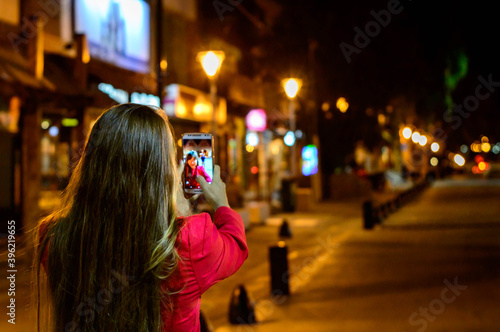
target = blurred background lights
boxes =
[250,166,259,174]
[402,127,412,139]
[245,144,255,153]
[460,144,468,153]
[418,135,428,146]
[430,157,439,166]
[481,142,491,153]
[283,78,301,99]
[478,161,488,172]
[245,109,267,132]
[431,142,440,152]
[61,118,79,127]
[284,131,295,146]
[492,143,500,154]
[471,141,481,153]
[198,51,225,77]
[302,145,318,176]
[454,154,466,167]
[377,113,386,125]
[48,126,59,137]
[295,130,303,139]
[160,59,168,71]
[411,132,420,143]
[41,120,50,129]
[246,132,259,147]
[336,97,349,113]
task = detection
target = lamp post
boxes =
[282,78,302,178]
[197,50,225,136]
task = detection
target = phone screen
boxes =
[182,133,214,193]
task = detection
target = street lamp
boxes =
[282,78,302,177]
[197,50,225,135]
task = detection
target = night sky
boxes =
[203,0,500,169]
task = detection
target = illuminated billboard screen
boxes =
[75,0,150,73]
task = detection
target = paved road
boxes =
[1,177,499,331]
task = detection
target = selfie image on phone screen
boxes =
[182,133,214,193]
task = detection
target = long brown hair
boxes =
[34,104,181,331]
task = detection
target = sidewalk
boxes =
[200,197,370,331]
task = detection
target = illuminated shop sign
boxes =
[302,145,318,176]
[75,0,151,73]
[163,84,227,123]
[98,83,160,106]
[131,92,160,107]
[98,83,128,104]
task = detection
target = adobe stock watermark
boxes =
[213,0,244,21]
[64,269,135,332]
[443,74,500,130]
[403,277,467,332]
[8,0,69,52]
[234,230,341,331]
[340,0,408,64]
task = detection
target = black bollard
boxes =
[279,219,292,238]
[269,242,290,295]
[362,201,374,230]
[228,284,256,325]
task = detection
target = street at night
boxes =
[2,176,500,331]
[1,0,500,331]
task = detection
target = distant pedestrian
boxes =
[200,149,206,166]
[34,103,248,332]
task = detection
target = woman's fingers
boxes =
[213,165,221,181]
[196,175,208,191]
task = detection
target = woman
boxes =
[200,150,206,166]
[184,151,212,189]
[34,104,248,332]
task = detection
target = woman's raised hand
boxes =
[196,165,230,211]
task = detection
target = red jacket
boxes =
[40,206,248,331]
[162,207,248,331]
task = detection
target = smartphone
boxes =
[181,133,214,194]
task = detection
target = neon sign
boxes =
[98,83,128,104]
[302,145,318,176]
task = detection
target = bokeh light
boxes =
[411,132,420,143]
[454,154,465,167]
[336,97,349,113]
[481,142,491,153]
[284,131,295,146]
[402,127,412,139]
[418,135,428,146]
